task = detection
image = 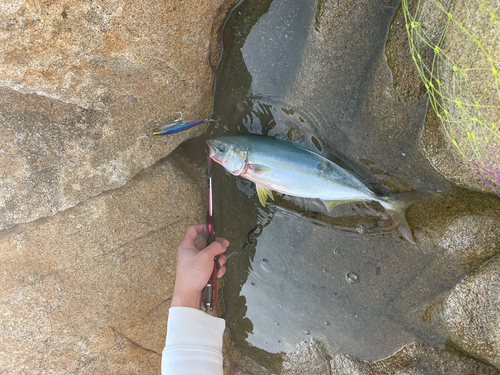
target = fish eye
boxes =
[217,145,226,152]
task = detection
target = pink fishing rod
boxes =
[203,150,218,312]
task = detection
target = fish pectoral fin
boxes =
[322,199,359,212]
[248,164,272,174]
[256,185,273,206]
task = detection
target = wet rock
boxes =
[282,340,331,375]
[0,150,205,373]
[422,108,497,194]
[288,0,403,137]
[330,343,499,375]
[209,0,240,70]
[385,0,432,102]
[223,329,270,375]
[283,0,442,193]
[211,0,498,373]
[434,256,500,369]
[410,188,500,268]
[0,0,230,229]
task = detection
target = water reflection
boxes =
[238,205,462,360]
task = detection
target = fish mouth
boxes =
[206,139,215,158]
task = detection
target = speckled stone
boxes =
[330,343,499,375]
[434,256,500,370]
[282,340,331,375]
[0,0,231,229]
[223,329,270,375]
[418,0,500,194]
[0,150,206,373]
[409,188,500,268]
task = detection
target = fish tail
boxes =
[379,191,435,244]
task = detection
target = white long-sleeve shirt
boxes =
[161,307,226,375]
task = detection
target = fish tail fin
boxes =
[379,191,435,244]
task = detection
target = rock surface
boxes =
[434,256,500,370]
[410,187,500,268]
[0,150,206,373]
[214,0,500,373]
[422,106,499,194]
[0,0,243,372]
[2,0,499,373]
[223,329,270,375]
[0,0,228,229]
[224,338,500,375]
[282,340,331,375]
[330,343,499,375]
[398,0,500,194]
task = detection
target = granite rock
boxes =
[0,0,231,229]
[330,342,499,375]
[410,188,500,268]
[0,150,206,373]
[434,256,500,370]
[223,329,270,375]
[400,0,500,194]
[282,340,331,375]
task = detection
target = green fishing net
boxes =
[402,0,500,194]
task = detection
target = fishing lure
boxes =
[152,118,206,136]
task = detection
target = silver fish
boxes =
[207,135,417,243]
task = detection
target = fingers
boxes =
[217,266,226,278]
[195,236,229,251]
[217,254,227,268]
[179,224,206,249]
[215,255,227,278]
[182,225,229,250]
[203,240,228,259]
[179,225,230,279]
[201,241,229,279]
[215,237,230,248]
[195,239,207,251]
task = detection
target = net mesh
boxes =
[402,0,500,195]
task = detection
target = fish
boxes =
[152,119,205,135]
[207,134,418,243]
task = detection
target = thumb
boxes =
[203,241,228,259]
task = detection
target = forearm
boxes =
[161,307,225,375]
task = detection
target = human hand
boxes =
[171,224,229,309]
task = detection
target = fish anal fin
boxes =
[256,185,269,206]
[248,164,272,174]
[268,190,274,201]
[322,199,360,212]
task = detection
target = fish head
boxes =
[207,138,248,176]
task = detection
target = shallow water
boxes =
[181,0,478,372]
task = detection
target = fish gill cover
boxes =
[402,0,500,196]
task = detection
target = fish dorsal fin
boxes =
[322,199,360,212]
[256,185,274,206]
[248,164,272,174]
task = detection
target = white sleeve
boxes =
[161,306,226,375]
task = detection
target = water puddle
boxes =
[179,0,484,372]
